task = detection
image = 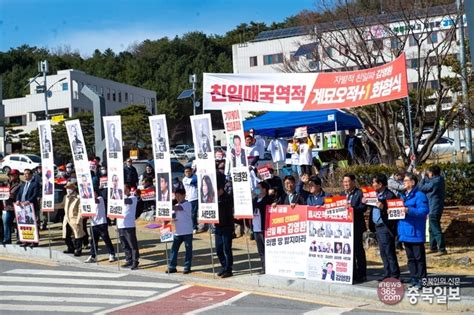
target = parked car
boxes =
[405,136,459,156]
[174,144,190,152]
[185,148,195,160]
[0,154,42,173]
[170,149,186,160]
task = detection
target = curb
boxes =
[1,245,472,312]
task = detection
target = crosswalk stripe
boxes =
[0,295,132,304]
[185,292,251,315]
[0,286,157,297]
[304,307,354,315]
[0,304,103,313]
[4,269,126,278]
[0,276,178,289]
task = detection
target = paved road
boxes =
[0,257,404,314]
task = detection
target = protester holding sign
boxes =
[277,175,305,206]
[167,188,194,274]
[341,173,367,283]
[293,136,314,176]
[305,176,331,206]
[215,173,234,278]
[398,173,429,290]
[62,179,85,256]
[85,191,117,263]
[365,174,400,281]
[118,185,140,270]
[2,170,21,245]
[252,181,273,274]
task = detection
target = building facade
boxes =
[4,69,157,152]
[232,5,463,113]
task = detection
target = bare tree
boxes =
[282,0,463,166]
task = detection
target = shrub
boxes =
[321,163,473,206]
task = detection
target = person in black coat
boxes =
[15,168,40,246]
[264,168,284,203]
[277,175,306,205]
[214,173,234,278]
[366,174,400,280]
[123,158,139,187]
[252,181,273,274]
[341,173,367,283]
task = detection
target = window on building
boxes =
[8,116,24,126]
[430,80,440,90]
[62,82,68,91]
[263,53,284,65]
[112,90,116,102]
[118,92,122,103]
[372,39,384,51]
[249,56,258,67]
[390,37,402,50]
[125,92,128,102]
[408,58,419,69]
[107,88,110,101]
[426,56,438,67]
[130,93,134,103]
[428,32,438,44]
[100,87,104,97]
[409,34,419,46]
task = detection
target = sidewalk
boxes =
[1,220,473,312]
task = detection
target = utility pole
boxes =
[457,0,473,163]
[39,60,49,119]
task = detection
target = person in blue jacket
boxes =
[398,173,429,289]
[306,176,331,206]
[418,165,447,256]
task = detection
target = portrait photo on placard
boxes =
[193,118,212,153]
[106,121,122,153]
[68,124,85,155]
[156,172,170,202]
[153,120,168,153]
[200,174,216,204]
[40,125,52,154]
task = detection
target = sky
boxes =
[0,0,319,56]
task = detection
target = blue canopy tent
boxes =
[242,109,362,137]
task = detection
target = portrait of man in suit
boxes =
[230,134,247,167]
[40,126,51,154]
[157,173,170,202]
[70,125,84,155]
[110,174,123,200]
[108,122,121,153]
[79,174,93,199]
[195,120,211,153]
[43,170,53,195]
[154,121,167,153]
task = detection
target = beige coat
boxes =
[62,192,85,239]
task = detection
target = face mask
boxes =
[254,188,261,195]
[66,189,74,195]
[100,170,106,175]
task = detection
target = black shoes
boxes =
[74,250,82,257]
[63,249,74,254]
[122,261,133,268]
[183,269,192,274]
[220,271,233,278]
[166,268,178,274]
[130,263,139,270]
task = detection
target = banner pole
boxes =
[89,223,98,265]
[208,229,216,278]
[244,220,253,275]
[47,212,52,259]
[165,241,169,274]
[115,226,121,271]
